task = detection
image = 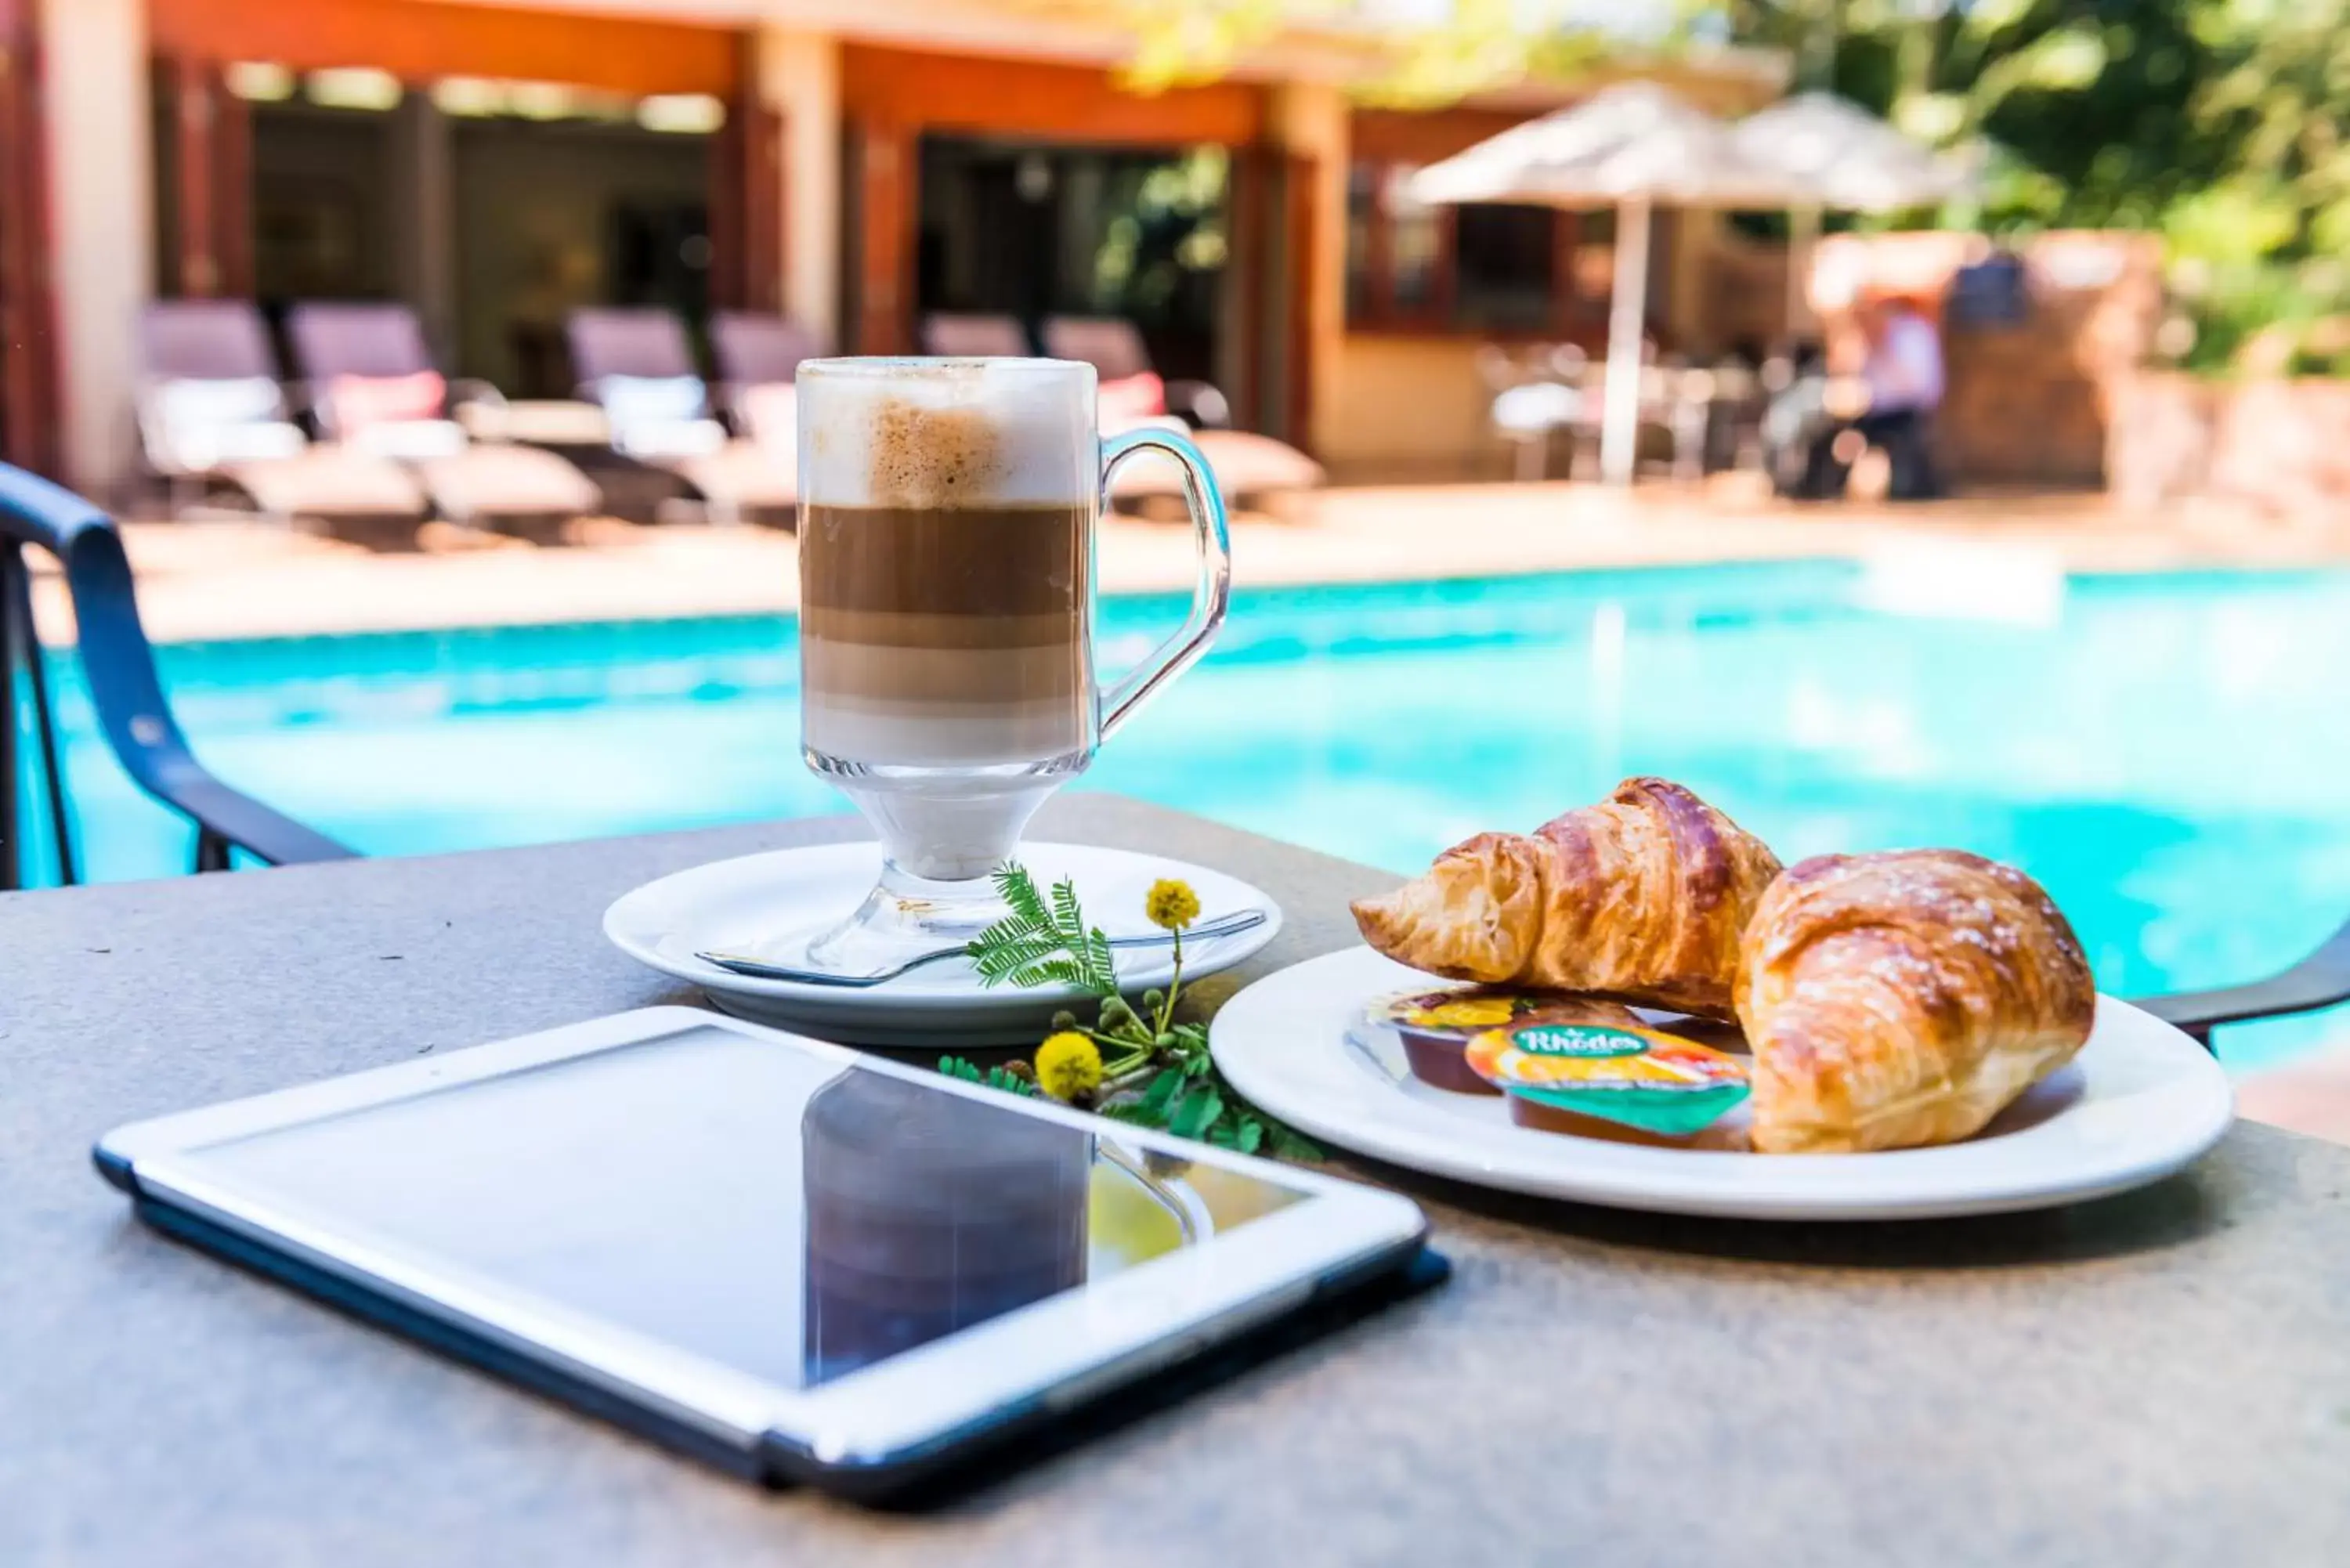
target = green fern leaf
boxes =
[1083,925,1118,996]
[973,930,1054,963]
[1009,955,1090,989]
[964,862,1119,999]
[969,931,1061,988]
[994,864,1054,929]
[1048,877,1089,944]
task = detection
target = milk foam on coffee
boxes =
[799,362,1097,775]
[800,361,1094,510]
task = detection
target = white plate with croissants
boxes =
[1212,778,2233,1220]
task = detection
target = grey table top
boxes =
[4,794,2347,1567]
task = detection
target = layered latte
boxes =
[798,368,1096,772]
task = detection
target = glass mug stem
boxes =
[794,360,1231,977]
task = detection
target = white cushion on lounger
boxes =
[599,374,725,461]
[150,378,307,471]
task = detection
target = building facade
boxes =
[2,0,1786,497]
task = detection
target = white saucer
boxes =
[1211,946,2234,1221]
[604,841,1282,1046]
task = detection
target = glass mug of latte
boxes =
[794,357,1231,974]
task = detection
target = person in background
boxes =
[1849,291,1946,500]
[1760,338,1835,498]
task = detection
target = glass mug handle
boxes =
[1097,427,1231,739]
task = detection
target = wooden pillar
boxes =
[708,34,786,318]
[848,119,913,355]
[0,2,60,476]
[167,56,218,296]
[1231,142,1320,447]
[388,94,450,357]
[1267,82,1342,458]
[156,55,248,301]
[1223,144,1269,432]
[1284,150,1319,455]
[733,36,783,316]
[212,77,249,298]
[707,92,743,310]
[742,101,784,314]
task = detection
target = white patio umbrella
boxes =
[1410,83,1793,485]
[1730,91,1975,331]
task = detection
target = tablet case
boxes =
[128,1185,1445,1504]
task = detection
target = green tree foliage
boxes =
[1694,2,2232,230]
[1121,3,2256,233]
[1119,1,2350,367]
[2189,1,2350,258]
[1118,0,1612,102]
[1701,3,2350,368]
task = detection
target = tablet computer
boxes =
[95,1007,1432,1498]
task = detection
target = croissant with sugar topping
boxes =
[1350,777,1784,1021]
[1735,849,2096,1153]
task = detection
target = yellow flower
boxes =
[1144,878,1201,932]
[1034,1031,1104,1101]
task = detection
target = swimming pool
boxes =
[32,558,2350,1070]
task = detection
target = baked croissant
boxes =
[1350,777,1783,1020]
[1735,850,2096,1154]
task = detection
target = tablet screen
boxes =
[174,1026,1307,1389]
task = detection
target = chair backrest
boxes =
[710,313,821,388]
[566,308,701,388]
[284,302,454,445]
[139,300,280,382]
[0,462,355,887]
[284,302,434,381]
[920,313,1029,358]
[1040,316,1154,380]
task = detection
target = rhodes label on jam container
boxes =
[1466,1021,1750,1137]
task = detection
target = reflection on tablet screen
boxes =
[178,1027,1306,1388]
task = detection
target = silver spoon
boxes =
[696,908,1270,989]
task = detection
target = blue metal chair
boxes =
[0,462,355,887]
[2138,936,2350,1050]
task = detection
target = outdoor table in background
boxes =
[4,796,2347,1565]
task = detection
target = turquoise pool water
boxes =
[30,558,2350,1069]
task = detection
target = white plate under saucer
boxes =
[1211,946,2234,1222]
[604,841,1282,1046]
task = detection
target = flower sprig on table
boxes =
[940,865,1318,1159]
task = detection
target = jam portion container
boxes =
[1361,988,1642,1095]
[1466,1019,1750,1140]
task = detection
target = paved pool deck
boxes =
[26,479,2350,1141]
